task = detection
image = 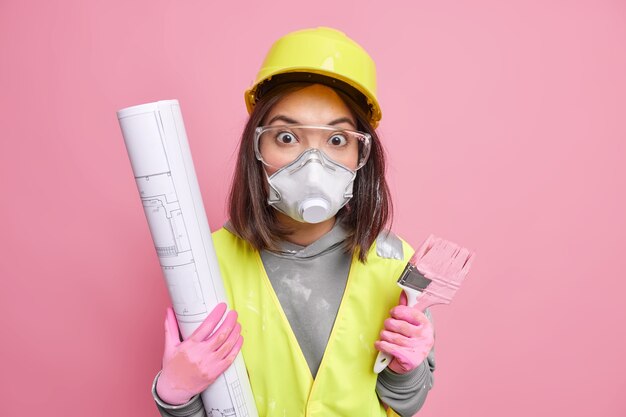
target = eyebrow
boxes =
[267,115,357,129]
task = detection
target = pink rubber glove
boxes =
[156,302,243,405]
[374,292,435,374]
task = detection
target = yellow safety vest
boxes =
[213,228,413,417]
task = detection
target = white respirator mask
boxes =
[265,149,357,224]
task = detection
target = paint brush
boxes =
[374,234,475,374]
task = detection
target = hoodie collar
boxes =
[223,220,349,259]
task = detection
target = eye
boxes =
[328,133,348,146]
[276,131,297,144]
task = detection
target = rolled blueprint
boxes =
[117,99,258,417]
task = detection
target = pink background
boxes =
[1,0,625,416]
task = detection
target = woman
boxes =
[152,27,435,417]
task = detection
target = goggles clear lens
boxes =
[254,124,371,171]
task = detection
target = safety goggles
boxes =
[254,124,372,171]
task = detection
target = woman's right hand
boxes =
[156,302,243,405]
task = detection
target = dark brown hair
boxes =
[228,79,393,262]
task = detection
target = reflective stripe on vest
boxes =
[213,228,413,417]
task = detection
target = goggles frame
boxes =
[254,124,372,171]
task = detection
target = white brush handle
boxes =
[373,287,422,373]
[373,351,394,374]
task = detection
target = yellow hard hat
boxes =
[244,27,381,128]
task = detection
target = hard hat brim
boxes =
[244,68,382,129]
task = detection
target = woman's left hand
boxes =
[374,292,435,374]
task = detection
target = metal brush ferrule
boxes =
[397,262,432,291]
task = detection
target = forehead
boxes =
[265,84,355,125]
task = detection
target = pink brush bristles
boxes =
[411,234,475,306]
[415,235,473,279]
